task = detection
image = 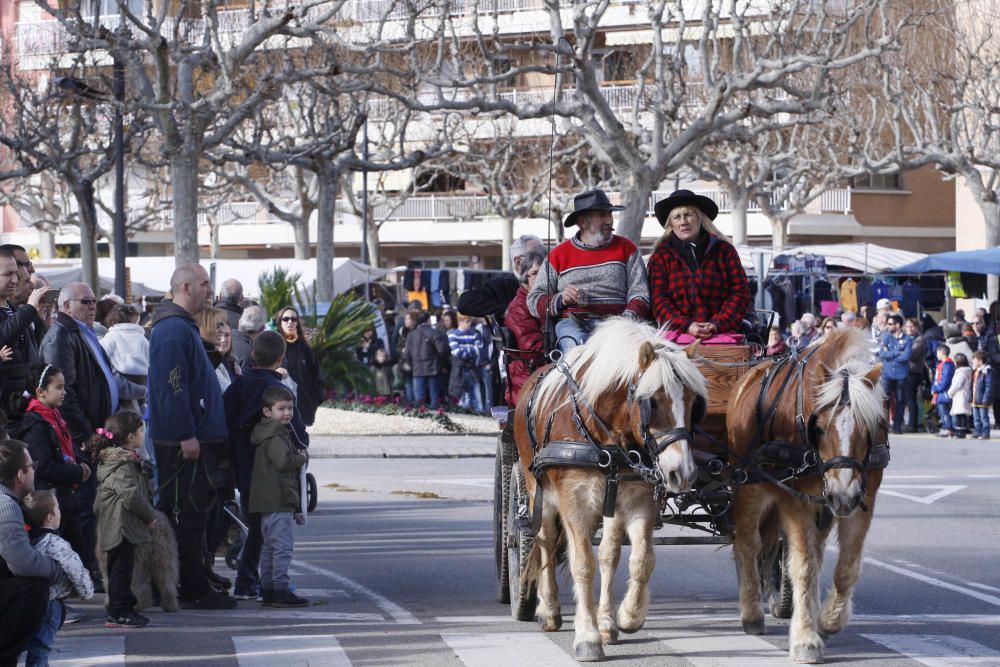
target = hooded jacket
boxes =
[973,365,995,407]
[948,366,972,415]
[94,447,154,550]
[224,367,308,499]
[100,323,150,376]
[249,418,306,514]
[147,301,227,443]
[12,411,85,511]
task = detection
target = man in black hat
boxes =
[527,190,649,353]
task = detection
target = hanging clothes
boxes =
[872,278,891,303]
[413,268,423,291]
[855,277,874,311]
[813,279,834,303]
[406,289,428,310]
[901,280,920,318]
[428,270,442,307]
[839,277,858,313]
[947,271,967,298]
[918,275,945,309]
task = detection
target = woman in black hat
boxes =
[647,190,751,340]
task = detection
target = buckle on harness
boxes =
[598,449,613,468]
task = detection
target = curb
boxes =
[309,448,495,459]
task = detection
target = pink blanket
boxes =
[662,331,745,345]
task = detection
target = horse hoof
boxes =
[536,614,562,632]
[599,626,619,645]
[742,619,766,635]
[791,646,824,664]
[574,641,606,662]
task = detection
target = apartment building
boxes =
[1,0,956,269]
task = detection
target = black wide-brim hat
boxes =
[563,189,625,228]
[654,189,719,226]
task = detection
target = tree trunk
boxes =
[501,216,514,272]
[39,229,56,259]
[615,176,655,246]
[73,182,100,291]
[210,222,220,258]
[171,150,200,265]
[367,223,381,268]
[730,188,749,245]
[981,200,1000,303]
[315,169,338,302]
[770,217,787,250]
[292,218,310,260]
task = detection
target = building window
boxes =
[602,50,638,84]
[851,172,903,190]
[415,170,464,193]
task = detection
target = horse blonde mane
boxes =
[535,317,707,412]
[812,328,886,434]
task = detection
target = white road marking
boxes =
[658,628,785,665]
[967,474,1000,479]
[967,583,1000,593]
[183,610,384,623]
[234,634,351,666]
[441,633,578,666]
[292,559,421,625]
[864,557,1000,608]
[863,634,1000,665]
[289,588,351,598]
[654,613,1000,626]
[435,615,512,623]
[47,635,125,666]
[879,485,965,504]
[885,475,943,479]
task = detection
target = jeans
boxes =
[403,375,414,404]
[475,365,494,413]
[555,317,596,355]
[973,406,991,438]
[412,375,441,409]
[937,402,954,432]
[260,512,295,592]
[458,369,483,413]
[25,599,64,666]
[154,442,217,601]
[235,504,262,595]
[882,377,906,432]
[0,576,48,663]
[106,541,137,616]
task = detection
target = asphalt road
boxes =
[40,432,1000,666]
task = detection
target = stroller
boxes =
[223,472,318,570]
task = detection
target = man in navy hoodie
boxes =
[148,264,234,609]
[223,330,308,599]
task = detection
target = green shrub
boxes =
[311,292,377,394]
[257,266,302,320]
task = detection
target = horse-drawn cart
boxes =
[490,317,889,663]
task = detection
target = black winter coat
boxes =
[12,411,85,512]
[456,274,519,324]
[401,323,449,377]
[282,338,323,426]
[0,303,41,409]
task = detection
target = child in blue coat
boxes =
[972,351,994,440]
[931,344,955,437]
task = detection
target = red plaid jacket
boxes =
[648,235,751,333]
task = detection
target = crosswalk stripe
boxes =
[233,634,351,666]
[863,634,1000,666]
[49,635,125,666]
[658,629,786,666]
[292,560,420,625]
[441,633,579,667]
[183,610,385,623]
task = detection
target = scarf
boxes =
[668,229,710,273]
[27,399,75,464]
[283,331,299,344]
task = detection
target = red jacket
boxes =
[503,287,545,406]
[648,234,751,333]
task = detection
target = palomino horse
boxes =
[513,318,707,662]
[726,328,888,663]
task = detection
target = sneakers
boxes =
[259,588,274,607]
[179,590,238,610]
[936,430,950,437]
[105,612,149,629]
[232,587,258,601]
[271,590,309,608]
[63,606,86,625]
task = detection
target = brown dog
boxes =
[96,509,179,612]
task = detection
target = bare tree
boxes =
[375,0,912,244]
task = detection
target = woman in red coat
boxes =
[648,190,751,340]
[503,247,548,406]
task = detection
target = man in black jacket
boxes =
[0,249,47,419]
[401,312,449,408]
[214,279,244,332]
[457,235,543,323]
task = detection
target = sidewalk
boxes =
[308,433,498,459]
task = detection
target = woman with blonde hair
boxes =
[647,190,751,341]
[195,307,237,392]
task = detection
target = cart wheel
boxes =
[767,536,793,619]
[306,473,318,513]
[508,464,537,621]
[494,435,511,603]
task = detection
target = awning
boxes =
[893,247,1000,275]
[732,242,926,274]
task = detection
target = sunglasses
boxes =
[281,316,298,323]
[71,298,97,305]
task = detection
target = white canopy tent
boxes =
[733,242,927,274]
[35,258,395,299]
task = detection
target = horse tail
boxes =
[522,519,566,585]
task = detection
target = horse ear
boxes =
[865,363,883,387]
[683,340,700,359]
[639,341,656,371]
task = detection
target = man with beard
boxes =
[527,190,649,353]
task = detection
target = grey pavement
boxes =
[309,433,498,458]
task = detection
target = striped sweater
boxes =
[527,234,650,320]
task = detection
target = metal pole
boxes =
[361,117,369,270]
[112,45,126,297]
